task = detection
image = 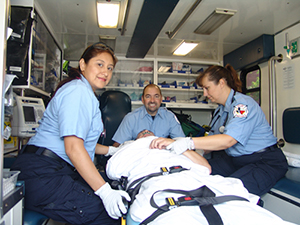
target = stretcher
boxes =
[107,136,295,225]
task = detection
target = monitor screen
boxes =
[23,106,36,122]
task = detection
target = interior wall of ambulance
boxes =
[274,23,300,156]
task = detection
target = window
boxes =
[240,65,261,105]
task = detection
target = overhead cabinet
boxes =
[224,34,275,70]
[7,5,62,96]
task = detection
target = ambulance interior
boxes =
[2,0,300,224]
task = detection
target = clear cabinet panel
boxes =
[111,59,153,86]
[31,12,62,94]
[8,6,62,96]
[105,59,154,101]
[157,61,208,103]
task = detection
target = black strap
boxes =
[127,166,188,204]
[140,186,249,225]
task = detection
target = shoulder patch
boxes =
[233,104,248,118]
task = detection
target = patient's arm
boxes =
[95,143,109,155]
[182,150,211,174]
[95,144,121,156]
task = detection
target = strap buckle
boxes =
[166,197,178,210]
[178,196,197,206]
[160,167,169,175]
[169,165,184,173]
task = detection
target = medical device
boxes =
[11,95,45,137]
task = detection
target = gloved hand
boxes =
[166,137,195,155]
[95,183,131,219]
[105,146,119,156]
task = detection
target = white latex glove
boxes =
[95,183,131,219]
[166,137,195,155]
[105,146,119,156]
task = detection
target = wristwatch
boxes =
[189,137,195,150]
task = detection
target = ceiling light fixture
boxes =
[166,0,203,39]
[194,8,237,35]
[97,1,120,28]
[173,41,198,56]
[119,0,131,35]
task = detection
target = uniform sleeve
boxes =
[168,112,185,138]
[58,85,94,140]
[112,114,135,144]
[224,102,257,146]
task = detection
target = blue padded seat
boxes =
[271,167,300,200]
[24,209,49,225]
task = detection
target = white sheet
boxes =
[106,136,295,225]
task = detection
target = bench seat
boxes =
[261,167,300,224]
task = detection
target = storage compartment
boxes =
[3,169,20,197]
[223,34,274,70]
[8,5,62,95]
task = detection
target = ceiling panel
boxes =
[126,0,179,58]
[35,0,300,61]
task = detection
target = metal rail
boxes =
[268,54,283,137]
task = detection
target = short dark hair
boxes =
[142,84,162,96]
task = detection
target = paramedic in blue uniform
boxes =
[112,83,185,146]
[150,64,288,196]
[11,42,130,225]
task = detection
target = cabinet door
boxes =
[31,12,62,94]
[105,59,154,101]
[7,6,32,84]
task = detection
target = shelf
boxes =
[131,101,143,105]
[131,101,217,109]
[160,87,202,92]
[105,86,202,92]
[106,85,144,90]
[165,102,217,109]
[158,72,199,77]
[114,70,153,75]
[12,85,51,97]
[4,147,18,155]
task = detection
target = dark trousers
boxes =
[11,148,119,225]
[208,146,288,196]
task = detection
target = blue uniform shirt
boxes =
[28,75,103,166]
[112,106,185,144]
[209,89,277,157]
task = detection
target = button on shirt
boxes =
[28,75,103,166]
[209,89,276,157]
[112,106,185,144]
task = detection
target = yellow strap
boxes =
[167,197,176,206]
[121,217,126,225]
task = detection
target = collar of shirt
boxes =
[140,105,163,119]
[224,89,235,114]
[80,74,95,94]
